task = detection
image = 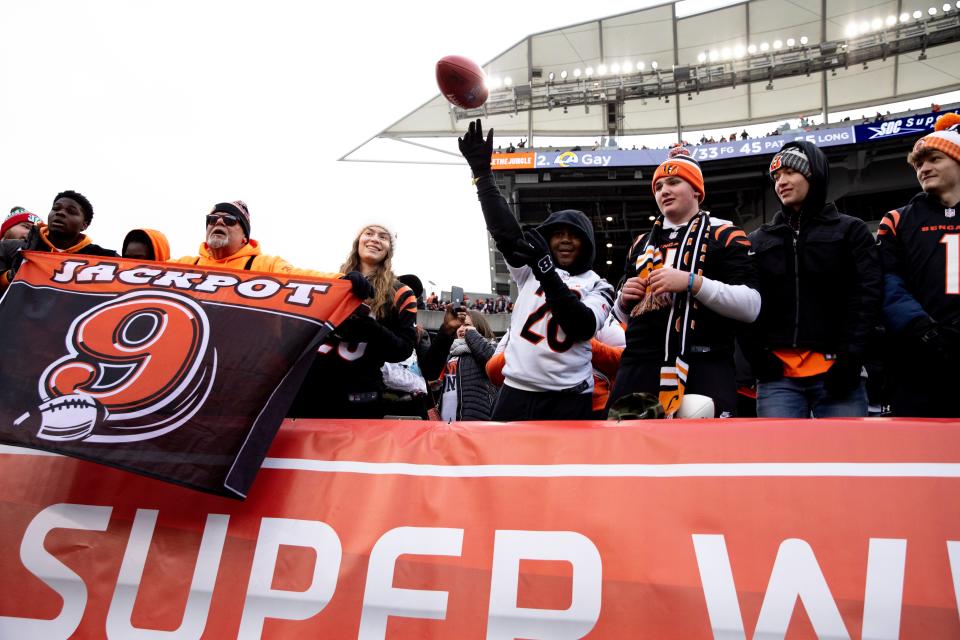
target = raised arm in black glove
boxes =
[457,120,529,268]
[458,118,494,178]
[340,271,375,300]
[513,230,597,342]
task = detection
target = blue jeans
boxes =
[756,377,868,418]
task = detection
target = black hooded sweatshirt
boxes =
[744,140,882,363]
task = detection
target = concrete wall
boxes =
[417,310,512,335]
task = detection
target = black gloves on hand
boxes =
[908,316,960,362]
[513,230,556,279]
[823,355,863,399]
[341,271,374,300]
[335,314,379,344]
[458,119,494,177]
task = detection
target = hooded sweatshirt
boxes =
[474,177,614,392]
[745,140,881,371]
[173,240,340,278]
[123,228,171,262]
[0,223,117,288]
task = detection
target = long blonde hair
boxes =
[340,225,397,320]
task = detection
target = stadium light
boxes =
[504,76,513,87]
[488,77,502,89]
[885,15,897,25]
[721,47,732,59]
[598,64,608,76]
[709,50,720,61]
[623,61,634,73]
[944,3,952,10]
[786,38,796,47]
[651,61,659,70]
[585,66,594,77]
[734,45,746,57]
[900,12,910,21]
[773,39,783,49]
[573,68,582,78]
[648,215,656,221]
[929,6,938,14]
[844,23,858,37]
[611,63,621,74]
[760,41,770,51]
[606,260,613,265]
[871,17,883,30]
[748,44,758,54]
[605,216,614,221]
[560,69,568,80]
[800,36,809,45]
[637,61,646,71]
[698,52,707,62]
[913,9,923,17]
[859,21,870,33]
[548,72,555,82]
[606,243,613,248]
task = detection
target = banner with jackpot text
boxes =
[0,251,361,498]
[1,418,959,638]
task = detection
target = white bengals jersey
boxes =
[502,264,614,393]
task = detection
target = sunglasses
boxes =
[206,213,239,227]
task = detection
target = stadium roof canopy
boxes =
[343,0,960,161]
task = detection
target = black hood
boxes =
[773,140,831,224]
[536,209,596,275]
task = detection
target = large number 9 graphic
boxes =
[40,291,209,416]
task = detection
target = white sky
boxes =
[0,0,650,295]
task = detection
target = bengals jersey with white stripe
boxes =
[616,215,755,361]
[878,192,960,329]
[502,263,614,393]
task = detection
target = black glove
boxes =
[457,119,494,177]
[823,355,863,399]
[341,271,374,300]
[334,314,379,343]
[908,316,960,362]
[513,230,556,280]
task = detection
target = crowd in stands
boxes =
[1,111,957,421]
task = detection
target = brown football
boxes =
[436,55,489,109]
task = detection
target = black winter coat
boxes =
[744,141,881,362]
[420,329,497,421]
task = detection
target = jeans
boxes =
[756,377,868,418]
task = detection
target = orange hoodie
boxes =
[123,228,171,262]
[173,239,341,278]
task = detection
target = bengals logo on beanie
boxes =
[912,112,960,165]
[652,147,705,202]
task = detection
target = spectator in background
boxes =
[1,191,118,292]
[289,223,415,419]
[398,273,426,310]
[743,142,881,418]
[1,207,42,241]
[609,148,760,417]
[740,130,749,140]
[421,306,498,421]
[397,273,431,368]
[122,228,170,261]
[877,113,960,416]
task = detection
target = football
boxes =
[436,55,488,109]
[13,393,108,441]
[676,394,715,419]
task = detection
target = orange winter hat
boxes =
[652,146,705,202]
[911,112,960,164]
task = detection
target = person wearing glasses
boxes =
[172,200,373,295]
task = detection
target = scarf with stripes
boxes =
[630,212,710,416]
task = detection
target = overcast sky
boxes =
[0,0,655,295]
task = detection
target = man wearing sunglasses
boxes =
[173,200,373,298]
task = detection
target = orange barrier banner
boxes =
[1,418,959,638]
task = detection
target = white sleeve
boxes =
[694,276,761,322]
[580,276,615,333]
[612,290,630,324]
[507,263,532,288]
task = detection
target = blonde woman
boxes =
[290,224,417,419]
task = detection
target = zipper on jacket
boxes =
[792,232,800,346]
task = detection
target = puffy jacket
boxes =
[173,240,340,277]
[745,141,882,359]
[420,329,498,421]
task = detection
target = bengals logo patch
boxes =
[769,154,783,172]
[664,164,680,175]
[14,291,217,443]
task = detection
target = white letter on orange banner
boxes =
[0,503,112,639]
[105,509,229,639]
[861,538,906,640]
[948,541,960,625]
[486,530,601,640]
[754,539,850,639]
[357,527,464,638]
[692,534,747,640]
[236,518,341,639]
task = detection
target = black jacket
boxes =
[420,329,497,421]
[745,141,881,362]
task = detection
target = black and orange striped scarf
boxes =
[631,212,710,416]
